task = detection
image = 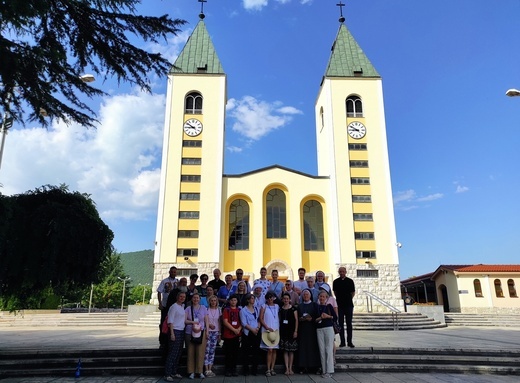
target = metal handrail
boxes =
[362,290,401,330]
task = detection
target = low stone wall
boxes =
[127,304,158,323]
[407,305,445,324]
[459,307,520,315]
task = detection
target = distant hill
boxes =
[120,249,154,286]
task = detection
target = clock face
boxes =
[183,119,203,137]
[347,121,366,139]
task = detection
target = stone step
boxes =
[1,347,519,377]
[444,313,520,327]
[0,313,128,327]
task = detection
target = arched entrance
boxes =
[264,260,294,281]
[438,284,449,312]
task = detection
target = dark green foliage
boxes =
[0,0,186,127]
[90,248,129,308]
[0,185,114,309]
[120,249,153,286]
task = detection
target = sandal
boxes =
[271,370,276,376]
[265,371,272,377]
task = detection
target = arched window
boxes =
[508,279,517,298]
[303,200,324,251]
[346,95,363,117]
[473,279,483,297]
[494,279,504,298]
[266,189,286,238]
[185,92,203,114]
[228,199,249,250]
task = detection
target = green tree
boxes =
[90,248,130,309]
[0,185,113,310]
[129,283,152,305]
[0,0,186,127]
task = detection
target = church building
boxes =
[153,7,402,310]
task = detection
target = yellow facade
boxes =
[153,19,402,311]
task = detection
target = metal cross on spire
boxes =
[336,1,346,23]
[199,0,207,20]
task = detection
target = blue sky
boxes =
[2,0,520,280]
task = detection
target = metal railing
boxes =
[362,290,401,330]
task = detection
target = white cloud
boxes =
[417,193,443,202]
[393,189,416,204]
[456,185,469,193]
[147,29,191,64]
[226,145,243,153]
[227,96,302,140]
[1,90,166,224]
[243,0,269,11]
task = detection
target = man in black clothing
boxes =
[208,268,225,291]
[332,266,355,348]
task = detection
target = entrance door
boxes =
[439,284,449,312]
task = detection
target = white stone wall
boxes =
[339,264,403,313]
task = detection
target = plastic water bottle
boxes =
[75,358,82,378]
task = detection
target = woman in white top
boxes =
[204,295,221,377]
[253,267,271,295]
[165,291,186,381]
[259,291,280,377]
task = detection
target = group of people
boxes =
[156,266,355,380]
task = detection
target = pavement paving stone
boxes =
[1,325,520,382]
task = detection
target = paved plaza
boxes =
[1,325,519,382]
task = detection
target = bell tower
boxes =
[315,5,401,305]
[154,11,226,279]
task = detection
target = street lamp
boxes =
[117,276,131,311]
[506,88,520,97]
[139,283,150,304]
[0,74,96,171]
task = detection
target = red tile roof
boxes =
[431,264,520,280]
[454,265,520,273]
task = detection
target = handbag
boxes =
[190,305,204,344]
[328,306,340,334]
[161,317,169,334]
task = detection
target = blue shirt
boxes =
[239,306,259,336]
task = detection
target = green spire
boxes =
[171,20,224,74]
[325,24,379,78]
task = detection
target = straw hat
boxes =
[261,330,280,347]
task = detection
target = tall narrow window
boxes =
[303,200,324,251]
[185,92,203,114]
[346,95,363,117]
[473,279,483,297]
[266,189,287,238]
[508,279,517,298]
[229,199,250,250]
[494,279,504,298]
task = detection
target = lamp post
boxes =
[140,283,150,304]
[117,276,131,311]
[88,283,94,313]
[0,74,96,171]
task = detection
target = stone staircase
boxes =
[1,347,519,377]
[127,311,445,330]
[445,313,520,327]
[127,310,160,327]
[353,312,445,330]
[0,312,128,327]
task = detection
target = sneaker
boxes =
[321,373,332,378]
[172,374,183,379]
[199,373,205,379]
[189,373,195,379]
[165,376,175,382]
[205,371,214,378]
